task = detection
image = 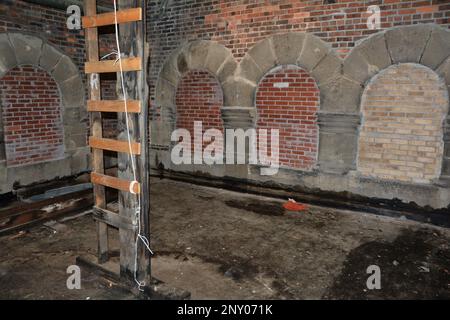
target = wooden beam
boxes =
[87,100,141,113]
[89,137,141,155]
[85,57,142,74]
[91,172,141,194]
[0,190,93,236]
[84,0,109,264]
[93,206,137,231]
[83,8,142,28]
[117,0,151,285]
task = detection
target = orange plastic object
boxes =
[283,200,308,211]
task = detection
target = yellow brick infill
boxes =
[358,63,449,184]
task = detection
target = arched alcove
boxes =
[255,65,320,171]
[0,32,88,193]
[345,24,450,181]
[174,69,224,156]
[0,65,64,167]
[357,63,449,184]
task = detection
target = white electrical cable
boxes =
[113,0,153,292]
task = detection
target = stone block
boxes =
[246,38,277,76]
[222,78,256,108]
[59,75,85,108]
[297,34,330,71]
[159,54,180,86]
[436,58,450,87]
[421,26,450,70]
[51,55,79,83]
[186,40,211,70]
[385,24,433,64]
[344,33,391,85]
[39,43,63,72]
[311,53,341,86]
[0,33,17,77]
[217,57,237,84]
[238,55,263,85]
[272,33,306,66]
[318,131,358,173]
[155,78,176,107]
[204,43,232,76]
[319,76,363,113]
[8,33,43,66]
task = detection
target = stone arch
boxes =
[174,69,224,156]
[153,40,236,165]
[155,40,233,121]
[0,32,88,192]
[239,33,345,173]
[357,63,449,184]
[239,32,341,109]
[344,24,450,183]
[0,32,86,154]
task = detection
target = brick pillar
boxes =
[317,112,361,174]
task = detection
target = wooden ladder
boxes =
[82,0,150,285]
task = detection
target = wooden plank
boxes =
[0,189,90,219]
[0,190,93,236]
[89,137,141,155]
[93,206,137,230]
[91,172,140,194]
[76,255,121,284]
[85,57,142,74]
[87,100,141,113]
[136,5,152,285]
[84,0,109,264]
[82,8,142,28]
[117,0,151,284]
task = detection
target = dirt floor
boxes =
[0,179,449,300]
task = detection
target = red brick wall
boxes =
[0,65,64,166]
[175,70,223,152]
[256,66,320,170]
[148,0,450,102]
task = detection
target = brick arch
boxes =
[357,63,449,184]
[0,32,88,193]
[255,65,320,171]
[0,32,86,154]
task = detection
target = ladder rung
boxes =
[87,100,141,113]
[83,8,142,28]
[89,137,141,155]
[91,172,141,194]
[93,206,137,230]
[85,57,141,74]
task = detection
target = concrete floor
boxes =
[0,179,449,299]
